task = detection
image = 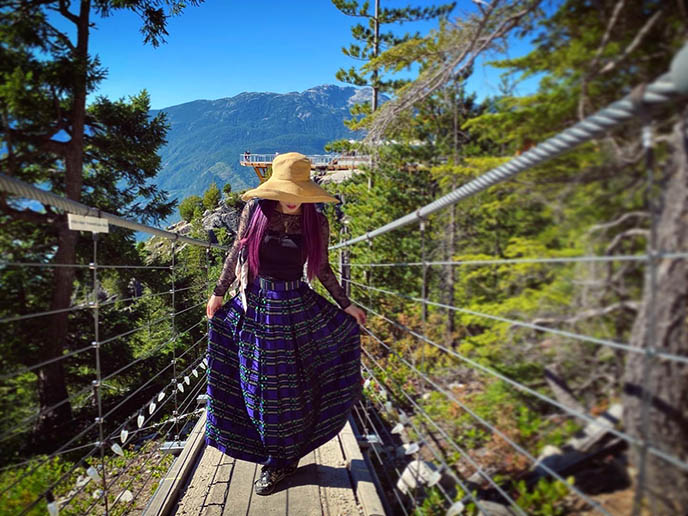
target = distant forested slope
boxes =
[150,84,368,209]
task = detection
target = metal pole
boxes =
[170,240,180,446]
[205,243,211,364]
[632,123,659,516]
[91,232,108,514]
[420,218,427,370]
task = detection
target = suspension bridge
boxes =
[1,45,688,516]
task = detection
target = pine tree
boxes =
[0,0,201,436]
[332,0,455,118]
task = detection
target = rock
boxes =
[201,203,243,233]
[114,490,134,504]
[533,445,565,476]
[569,403,623,452]
[75,475,90,488]
[532,444,585,477]
[473,501,520,515]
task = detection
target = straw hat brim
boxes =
[240,179,340,204]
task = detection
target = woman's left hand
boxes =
[344,304,366,326]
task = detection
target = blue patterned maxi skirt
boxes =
[205,275,361,468]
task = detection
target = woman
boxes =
[205,152,366,496]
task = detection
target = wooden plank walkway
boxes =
[172,421,385,516]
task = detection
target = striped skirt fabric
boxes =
[206,275,361,468]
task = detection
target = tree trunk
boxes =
[35,0,90,436]
[444,181,456,344]
[622,117,688,514]
[36,221,77,433]
[444,84,459,344]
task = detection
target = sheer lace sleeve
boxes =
[316,213,352,310]
[212,200,254,297]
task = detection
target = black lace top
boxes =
[213,200,352,310]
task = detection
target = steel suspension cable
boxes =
[351,297,614,515]
[360,343,525,514]
[359,363,483,513]
[346,277,688,365]
[356,291,688,474]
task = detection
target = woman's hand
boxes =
[344,304,366,326]
[206,294,224,319]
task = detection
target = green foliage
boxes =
[332,0,455,129]
[0,457,73,515]
[151,86,360,211]
[202,182,221,210]
[222,183,232,195]
[0,0,208,482]
[332,0,455,94]
[515,477,573,515]
[413,485,447,515]
[179,195,203,222]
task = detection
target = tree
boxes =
[0,0,201,435]
[362,0,542,140]
[179,195,203,222]
[446,1,686,511]
[332,0,455,118]
[203,181,220,210]
[222,182,232,196]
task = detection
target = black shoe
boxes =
[254,463,298,496]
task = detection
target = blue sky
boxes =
[86,0,542,110]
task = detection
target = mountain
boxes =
[149,85,369,210]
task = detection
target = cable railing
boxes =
[0,174,223,515]
[332,44,688,515]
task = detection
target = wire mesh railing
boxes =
[0,175,223,515]
[332,43,688,515]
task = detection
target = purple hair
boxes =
[238,199,324,282]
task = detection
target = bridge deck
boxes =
[173,421,381,516]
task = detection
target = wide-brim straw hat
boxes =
[240,152,340,204]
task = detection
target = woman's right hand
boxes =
[206,294,224,319]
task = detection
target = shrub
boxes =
[178,195,203,222]
[203,182,221,210]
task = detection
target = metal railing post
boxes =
[170,239,180,446]
[632,121,659,516]
[91,232,109,514]
[420,217,427,370]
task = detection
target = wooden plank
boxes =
[339,419,386,516]
[315,436,360,516]
[285,451,322,516]
[221,459,258,516]
[143,410,208,516]
[205,451,235,507]
[175,445,222,515]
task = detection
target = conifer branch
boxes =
[364,0,540,141]
[57,0,79,24]
[598,9,663,74]
[0,194,51,226]
[587,211,649,235]
[604,228,649,254]
[531,301,640,327]
[578,0,627,118]
[5,128,69,156]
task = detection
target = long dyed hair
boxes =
[238,199,324,281]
